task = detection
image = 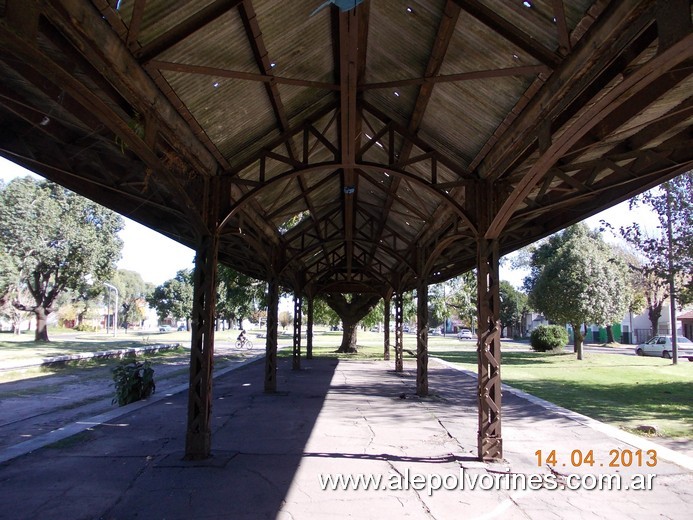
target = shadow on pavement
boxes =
[0,356,337,520]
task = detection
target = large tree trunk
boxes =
[572,322,584,360]
[321,293,381,354]
[34,306,50,342]
[339,320,358,353]
[648,302,663,337]
[77,306,86,327]
[13,301,51,341]
[606,324,615,343]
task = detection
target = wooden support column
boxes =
[185,232,218,460]
[416,278,429,397]
[265,278,279,393]
[306,294,314,360]
[383,293,391,361]
[292,293,302,370]
[477,238,502,461]
[394,291,404,372]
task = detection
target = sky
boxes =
[0,155,656,288]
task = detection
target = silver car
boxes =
[457,329,473,340]
[635,335,693,360]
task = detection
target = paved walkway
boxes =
[0,356,690,519]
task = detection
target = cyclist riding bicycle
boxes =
[235,329,252,349]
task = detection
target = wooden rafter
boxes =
[134,0,244,63]
[1,0,690,299]
[486,32,693,238]
[239,0,296,159]
[365,0,460,278]
[452,0,562,68]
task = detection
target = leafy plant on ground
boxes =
[112,359,155,406]
[530,325,569,352]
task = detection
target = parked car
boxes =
[457,328,473,340]
[428,328,440,336]
[158,325,173,332]
[635,335,693,360]
[177,325,186,331]
[403,325,410,333]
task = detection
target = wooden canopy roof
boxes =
[0,0,691,295]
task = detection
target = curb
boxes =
[0,343,183,371]
[0,351,266,464]
[432,357,693,472]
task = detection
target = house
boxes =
[678,310,693,341]
[620,303,692,344]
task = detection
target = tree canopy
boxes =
[113,269,153,329]
[499,281,528,338]
[0,177,123,341]
[525,224,631,359]
[428,272,476,330]
[610,172,693,333]
[146,269,194,325]
[216,265,265,328]
[312,297,340,327]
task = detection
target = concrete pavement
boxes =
[0,355,690,519]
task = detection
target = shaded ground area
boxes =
[0,342,257,451]
[0,357,690,519]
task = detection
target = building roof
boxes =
[678,310,693,321]
[0,1,691,294]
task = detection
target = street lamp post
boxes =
[104,282,118,337]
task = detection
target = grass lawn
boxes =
[0,329,173,365]
[429,346,693,439]
[4,328,690,439]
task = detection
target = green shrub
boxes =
[112,359,155,406]
[530,325,568,352]
[74,323,98,332]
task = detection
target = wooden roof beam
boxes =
[366,1,460,275]
[239,0,296,159]
[486,32,693,238]
[36,0,219,176]
[551,0,571,54]
[147,61,338,91]
[477,0,658,182]
[336,6,364,280]
[359,65,549,90]
[452,0,562,68]
[134,0,244,63]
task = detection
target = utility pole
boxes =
[666,183,677,364]
[104,282,119,337]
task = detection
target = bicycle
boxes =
[235,336,253,350]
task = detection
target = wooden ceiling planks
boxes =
[0,0,690,295]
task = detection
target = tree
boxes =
[526,224,631,359]
[610,172,692,337]
[113,270,152,330]
[0,249,17,307]
[362,299,384,330]
[216,265,265,330]
[499,281,528,338]
[312,297,340,327]
[429,273,477,331]
[320,293,381,352]
[278,310,293,332]
[146,269,194,326]
[0,177,123,341]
